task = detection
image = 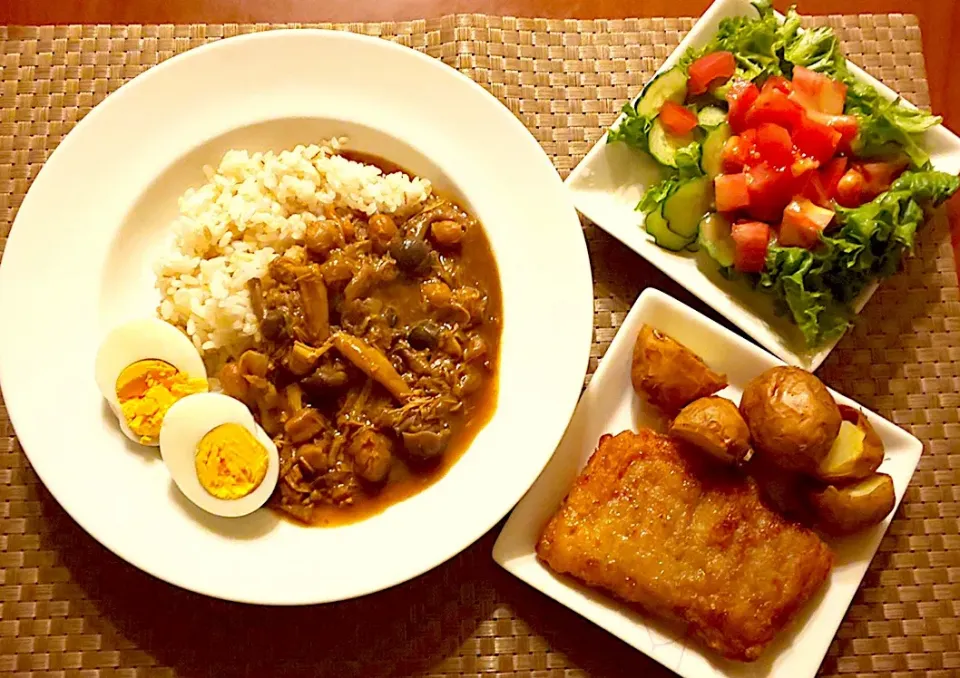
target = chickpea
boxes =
[464,334,488,363]
[835,169,865,208]
[368,214,398,244]
[320,254,354,287]
[430,219,464,247]
[454,286,486,322]
[457,368,484,396]
[305,220,341,257]
[421,280,453,309]
[340,218,356,242]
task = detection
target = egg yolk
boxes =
[115,359,208,444]
[195,423,269,500]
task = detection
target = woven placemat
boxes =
[1,14,958,678]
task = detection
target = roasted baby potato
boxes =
[739,366,842,474]
[631,325,727,414]
[669,396,752,465]
[809,473,896,535]
[815,404,885,483]
[747,455,814,523]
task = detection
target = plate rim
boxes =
[492,286,923,678]
[0,28,595,604]
[564,0,960,371]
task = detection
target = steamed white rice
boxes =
[155,138,432,355]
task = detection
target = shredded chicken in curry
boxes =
[218,174,501,525]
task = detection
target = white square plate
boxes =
[565,0,960,371]
[493,288,922,678]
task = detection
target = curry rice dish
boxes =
[154,139,502,525]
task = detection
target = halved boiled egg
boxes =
[159,392,279,517]
[95,318,209,445]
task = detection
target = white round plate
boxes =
[0,30,593,604]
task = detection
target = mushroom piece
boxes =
[284,407,326,444]
[332,332,411,402]
[408,320,442,350]
[298,270,330,342]
[284,341,331,377]
[401,428,451,460]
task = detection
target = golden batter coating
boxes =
[537,429,832,662]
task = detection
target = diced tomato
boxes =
[835,168,866,207]
[830,115,859,151]
[726,80,760,133]
[688,51,736,96]
[740,129,760,163]
[787,89,818,113]
[780,197,835,248]
[856,157,910,198]
[792,114,842,163]
[722,135,748,173]
[659,101,698,136]
[715,173,751,212]
[745,89,805,131]
[731,221,772,273]
[761,75,792,95]
[746,162,795,221]
[792,66,847,115]
[807,111,859,152]
[756,123,794,167]
[820,156,849,196]
[801,172,831,207]
[722,129,762,171]
[791,156,820,178]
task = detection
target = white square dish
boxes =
[493,288,922,678]
[565,0,960,371]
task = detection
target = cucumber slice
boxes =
[636,67,689,119]
[697,106,727,129]
[645,207,694,252]
[663,177,713,239]
[649,118,696,168]
[702,123,732,179]
[710,80,734,101]
[698,212,736,268]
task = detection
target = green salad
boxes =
[608,1,959,347]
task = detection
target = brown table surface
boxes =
[1,1,957,121]
[1,3,959,678]
[4,0,960,263]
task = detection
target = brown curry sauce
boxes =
[220,151,502,527]
[308,153,502,526]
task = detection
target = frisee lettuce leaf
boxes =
[845,88,941,168]
[680,1,787,83]
[760,245,851,346]
[759,170,959,345]
[635,147,705,215]
[890,169,960,202]
[637,176,681,215]
[609,3,958,346]
[779,17,940,169]
[606,102,653,150]
[782,20,847,76]
[675,142,704,178]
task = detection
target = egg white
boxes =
[94,318,207,445]
[159,392,280,518]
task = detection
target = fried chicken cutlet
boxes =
[536,429,832,662]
